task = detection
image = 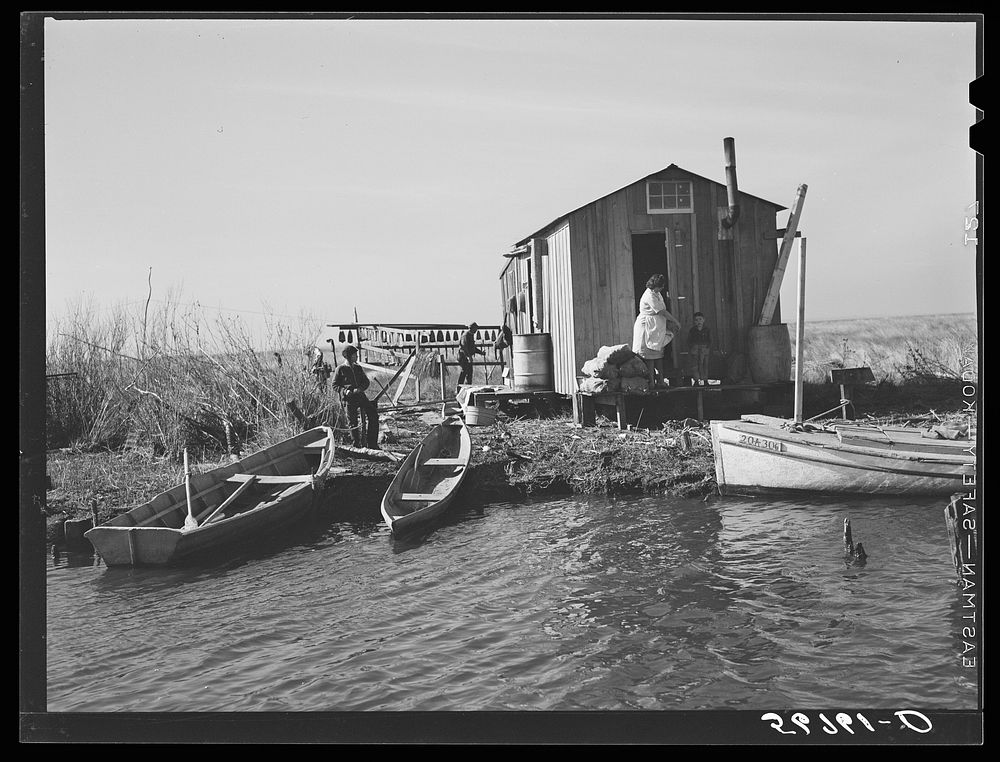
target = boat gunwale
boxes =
[717,438,969,479]
[86,426,336,535]
[381,421,471,529]
[712,420,975,465]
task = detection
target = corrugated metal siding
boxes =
[541,224,576,395]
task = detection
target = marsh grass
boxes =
[45,293,341,458]
[44,305,978,534]
[792,313,977,385]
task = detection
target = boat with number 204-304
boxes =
[710,417,975,497]
[85,427,338,566]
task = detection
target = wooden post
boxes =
[680,430,692,451]
[615,393,628,430]
[840,384,850,420]
[945,493,978,579]
[439,353,447,401]
[413,332,422,402]
[665,226,680,374]
[577,394,596,427]
[793,238,806,424]
[690,212,700,313]
[844,517,855,555]
[531,237,546,332]
[759,184,808,326]
[843,517,867,563]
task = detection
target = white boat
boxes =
[710,227,977,497]
[710,417,975,497]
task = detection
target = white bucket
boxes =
[465,405,497,426]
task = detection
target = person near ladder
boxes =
[457,321,485,395]
[332,345,380,449]
[307,346,332,392]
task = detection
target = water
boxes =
[45,493,978,712]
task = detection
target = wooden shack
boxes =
[499,138,794,397]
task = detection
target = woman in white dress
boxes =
[632,274,680,387]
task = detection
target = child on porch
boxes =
[687,312,712,386]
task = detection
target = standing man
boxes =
[457,321,485,395]
[332,345,380,449]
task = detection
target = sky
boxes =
[38,15,980,344]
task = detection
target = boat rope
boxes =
[803,399,851,423]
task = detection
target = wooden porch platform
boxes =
[574,381,793,429]
[466,387,564,414]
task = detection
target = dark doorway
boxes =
[631,232,668,311]
[631,231,677,377]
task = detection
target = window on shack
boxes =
[646,180,693,214]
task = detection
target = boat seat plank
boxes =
[302,438,331,449]
[400,492,447,501]
[422,458,466,466]
[226,473,313,484]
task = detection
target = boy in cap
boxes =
[332,345,380,448]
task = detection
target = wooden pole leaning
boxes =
[370,349,416,404]
[183,449,198,530]
[760,184,808,326]
[200,475,258,526]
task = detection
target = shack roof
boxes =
[512,163,787,248]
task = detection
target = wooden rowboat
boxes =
[710,417,975,497]
[380,416,472,534]
[85,427,337,566]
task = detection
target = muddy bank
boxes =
[43,411,716,545]
[44,376,976,548]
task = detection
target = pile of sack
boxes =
[578,343,651,393]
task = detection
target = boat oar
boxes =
[183,449,198,530]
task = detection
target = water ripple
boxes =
[47,494,978,711]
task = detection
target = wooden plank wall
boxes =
[499,254,532,335]
[755,198,782,325]
[568,187,635,366]
[517,168,783,386]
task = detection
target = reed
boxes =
[45,293,340,459]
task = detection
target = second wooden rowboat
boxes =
[380,417,472,534]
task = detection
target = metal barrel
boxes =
[512,333,554,391]
[747,324,792,383]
